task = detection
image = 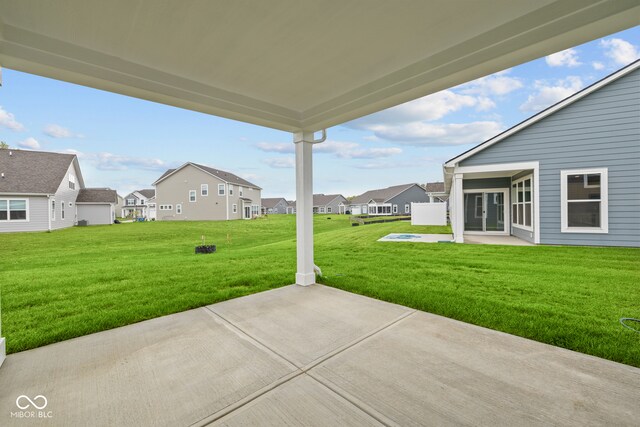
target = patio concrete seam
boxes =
[192,370,304,427]
[306,371,398,427]
[300,310,417,372]
[201,306,299,369]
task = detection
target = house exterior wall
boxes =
[50,161,81,230]
[463,178,511,190]
[0,195,49,232]
[265,199,288,214]
[325,196,348,214]
[156,165,261,221]
[388,185,430,215]
[77,204,113,225]
[460,68,639,247]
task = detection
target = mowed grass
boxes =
[1,215,639,367]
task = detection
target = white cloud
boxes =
[70,149,177,171]
[545,48,581,67]
[600,38,640,66]
[520,76,583,112]
[367,121,503,146]
[458,70,523,96]
[263,157,295,169]
[591,61,605,70]
[348,90,479,128]
[18,137,41,149]
[0,106,25,131]
[43,124,83,138]
[256,140,402,160]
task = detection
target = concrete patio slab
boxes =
[207,284,412,367]
[311,310,640,426]
[1,284,638,426]
[0,308,296,427]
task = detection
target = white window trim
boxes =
[511,174,534,232]
[561,168,608,233]
[201,184,208,196]
[239,186,244,197]
[189,190,197,202]
[392,205,398,214]
[232,204,237,213]
[176,204,182,214]
[159,204,173,211]
[61,200,65,220]
[51,199,56,221]
[0,198,30,222]
[327,207,332,213]
[218,184,225,196]
[229,185,233,196]
[405,204,410,214]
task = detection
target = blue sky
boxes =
[0,27,638,199]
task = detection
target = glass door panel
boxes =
[485,192,505,231]
[464,193,483,231]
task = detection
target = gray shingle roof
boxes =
[137,189,155,198]
[261,197,287,208]
[425,182,445,193]
[0,149,76,194]
[76,188,117,203]
[154,163,260,189]
[313,194,346,206]
[351,184,419,204]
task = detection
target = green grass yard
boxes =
[1,215,639,367]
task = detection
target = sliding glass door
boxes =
[464,190,508,233]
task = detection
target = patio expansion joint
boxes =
[198,305,416,426]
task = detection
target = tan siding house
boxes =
[153,163,261,221]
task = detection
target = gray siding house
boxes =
[0,149,84,232]
[350,184,429,216]
[76,188,118,225]
[313,194,348,214]
[122,189,155,219]
[262,197,288,214]
[444,60,640,247]
[153,162,261,221]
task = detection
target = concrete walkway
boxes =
[0,285,637,426]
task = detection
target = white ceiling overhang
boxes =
[0,0,637,132]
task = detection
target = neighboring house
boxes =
[286,200,296,214]
[444,60,640,247]
[121,189,155,219]
[313,194,348,214]
[76,188,118,225]
[262,197,288,214]
[0,149,84,232]
[153,162,261,221]
[424,182,449,203]
[350,184,429,216]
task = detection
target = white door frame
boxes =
[462,188,510,235]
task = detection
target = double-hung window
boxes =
[176,204,182,214]
[405,204,410,214]
[189,190,197,202]
[69,174,76,190]
[239,187,244,197]
[561,168,608,233]
[0,199,28,221]
[512,175,533,230]
[218,184,225,196]
[201,184,208,196]
[229,185,233,196]
[61,200,65,219]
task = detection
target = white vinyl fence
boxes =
[411,202,447,226]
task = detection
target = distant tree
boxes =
[0,141,9,149]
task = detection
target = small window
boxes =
[51,199,56,220]
[69,174,76,190]
[319,207,325,213]
[127,198,135,206]
[561,169,608,233]
[61,200,65,219]
[268,208,273,213]
[393,205,398,214]
[159,205,173,211]
[176,204,182,214]
[229,185,233,196]
[218,184,225,196]
[201,184,208,196]
[189,190,196,202]
[327,207,332,213]
[405,204,410,214]
[239,186,244,197]
[232,204,237,213]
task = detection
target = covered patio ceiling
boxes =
[0,0,637,132]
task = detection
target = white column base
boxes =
[295,272,316,286]
[0,337,6,368]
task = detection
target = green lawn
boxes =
[1,215,639,367]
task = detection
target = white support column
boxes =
[453,173,464,243]
[0,284,5,367]
[294,130,317,286]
